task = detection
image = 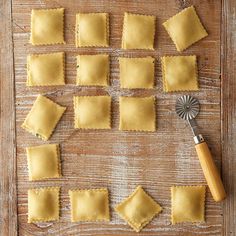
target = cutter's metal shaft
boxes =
[188,119,199,136]
[188,119,204,144]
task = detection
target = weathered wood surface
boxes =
[221,0,236,236]
[0,0,235,235]
[0,0,18,235]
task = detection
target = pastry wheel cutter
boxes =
[176,95,226,202]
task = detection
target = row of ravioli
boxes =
[27,147,206,232]
[27,53,199,92]
[31,6,208,52]
[22,95,160,141]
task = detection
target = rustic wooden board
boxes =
[0,0,235,235]
[0,1,18,235]
[221,0,236,235]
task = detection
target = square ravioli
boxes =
[161,55,198,92]
[115,186,162,232]
[74,96,111,129]
[76,54,109,86]
[30,8,65,45]
[76,13,109,47]
[171,186,206,224]
[26,144,61,181]
[28,187,60,223]
[163,6,208,52]
[27,52,65,86]
[119,57,155,89]
[119,96,156,131]
[22,95,66,141]
[122,12,156,49]
[69,188,110,222]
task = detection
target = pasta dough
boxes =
[26,144,61,181]
[22,95,66,140]
[119,96,156,131]
[163,6,208,52]
[76,54,109,86]
[171,186,206,224]
[119,57,155,89]
[161,55,198,92]
[115,186,162,232]
[28,187,60,223]
[69,188,110,222]
[30,8,65,45]
[76,13,109,47]
[27,52,65,86]
[122,12,156,49]
[74,96,111,129]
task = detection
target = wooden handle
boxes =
[195,142,226,202]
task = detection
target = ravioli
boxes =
[163,6,208,51]
[69,188,110,222]
[161,55,198,92]
[27,52,65,86]
[22,95,66,140]
[74,96,111,129]
[76,13,109,47]
[115,186,162,232]
[30,8,65,45]
[28,187,60,223]
[119,96,156,131]
[171,186,206,224]
[122,12,156,49]
[26,144,61,181]
[119,57,155,89]
[76,54,109,86]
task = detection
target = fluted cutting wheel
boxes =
[176,95,200,120]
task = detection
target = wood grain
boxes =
[0,0,18,235]
[221,0,236,235]
[1,0,235,235]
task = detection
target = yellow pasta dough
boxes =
[115,186,162,232]
[69,188,110,222]
[26,144,61,181]
[119,96,156,131]
[171,186,206,224]
[76,54,109,86]
[74,96,111,129]
[30,8,65,45]
[163,6,208,52]
[22,95,66,141]
[122,12,156,49]
[27,52,65,86]
[28,187,60,223]
[161,55,198,92]
[76,13,109,47]
[119,57,155,89]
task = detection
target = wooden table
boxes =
[0,0,235,235]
